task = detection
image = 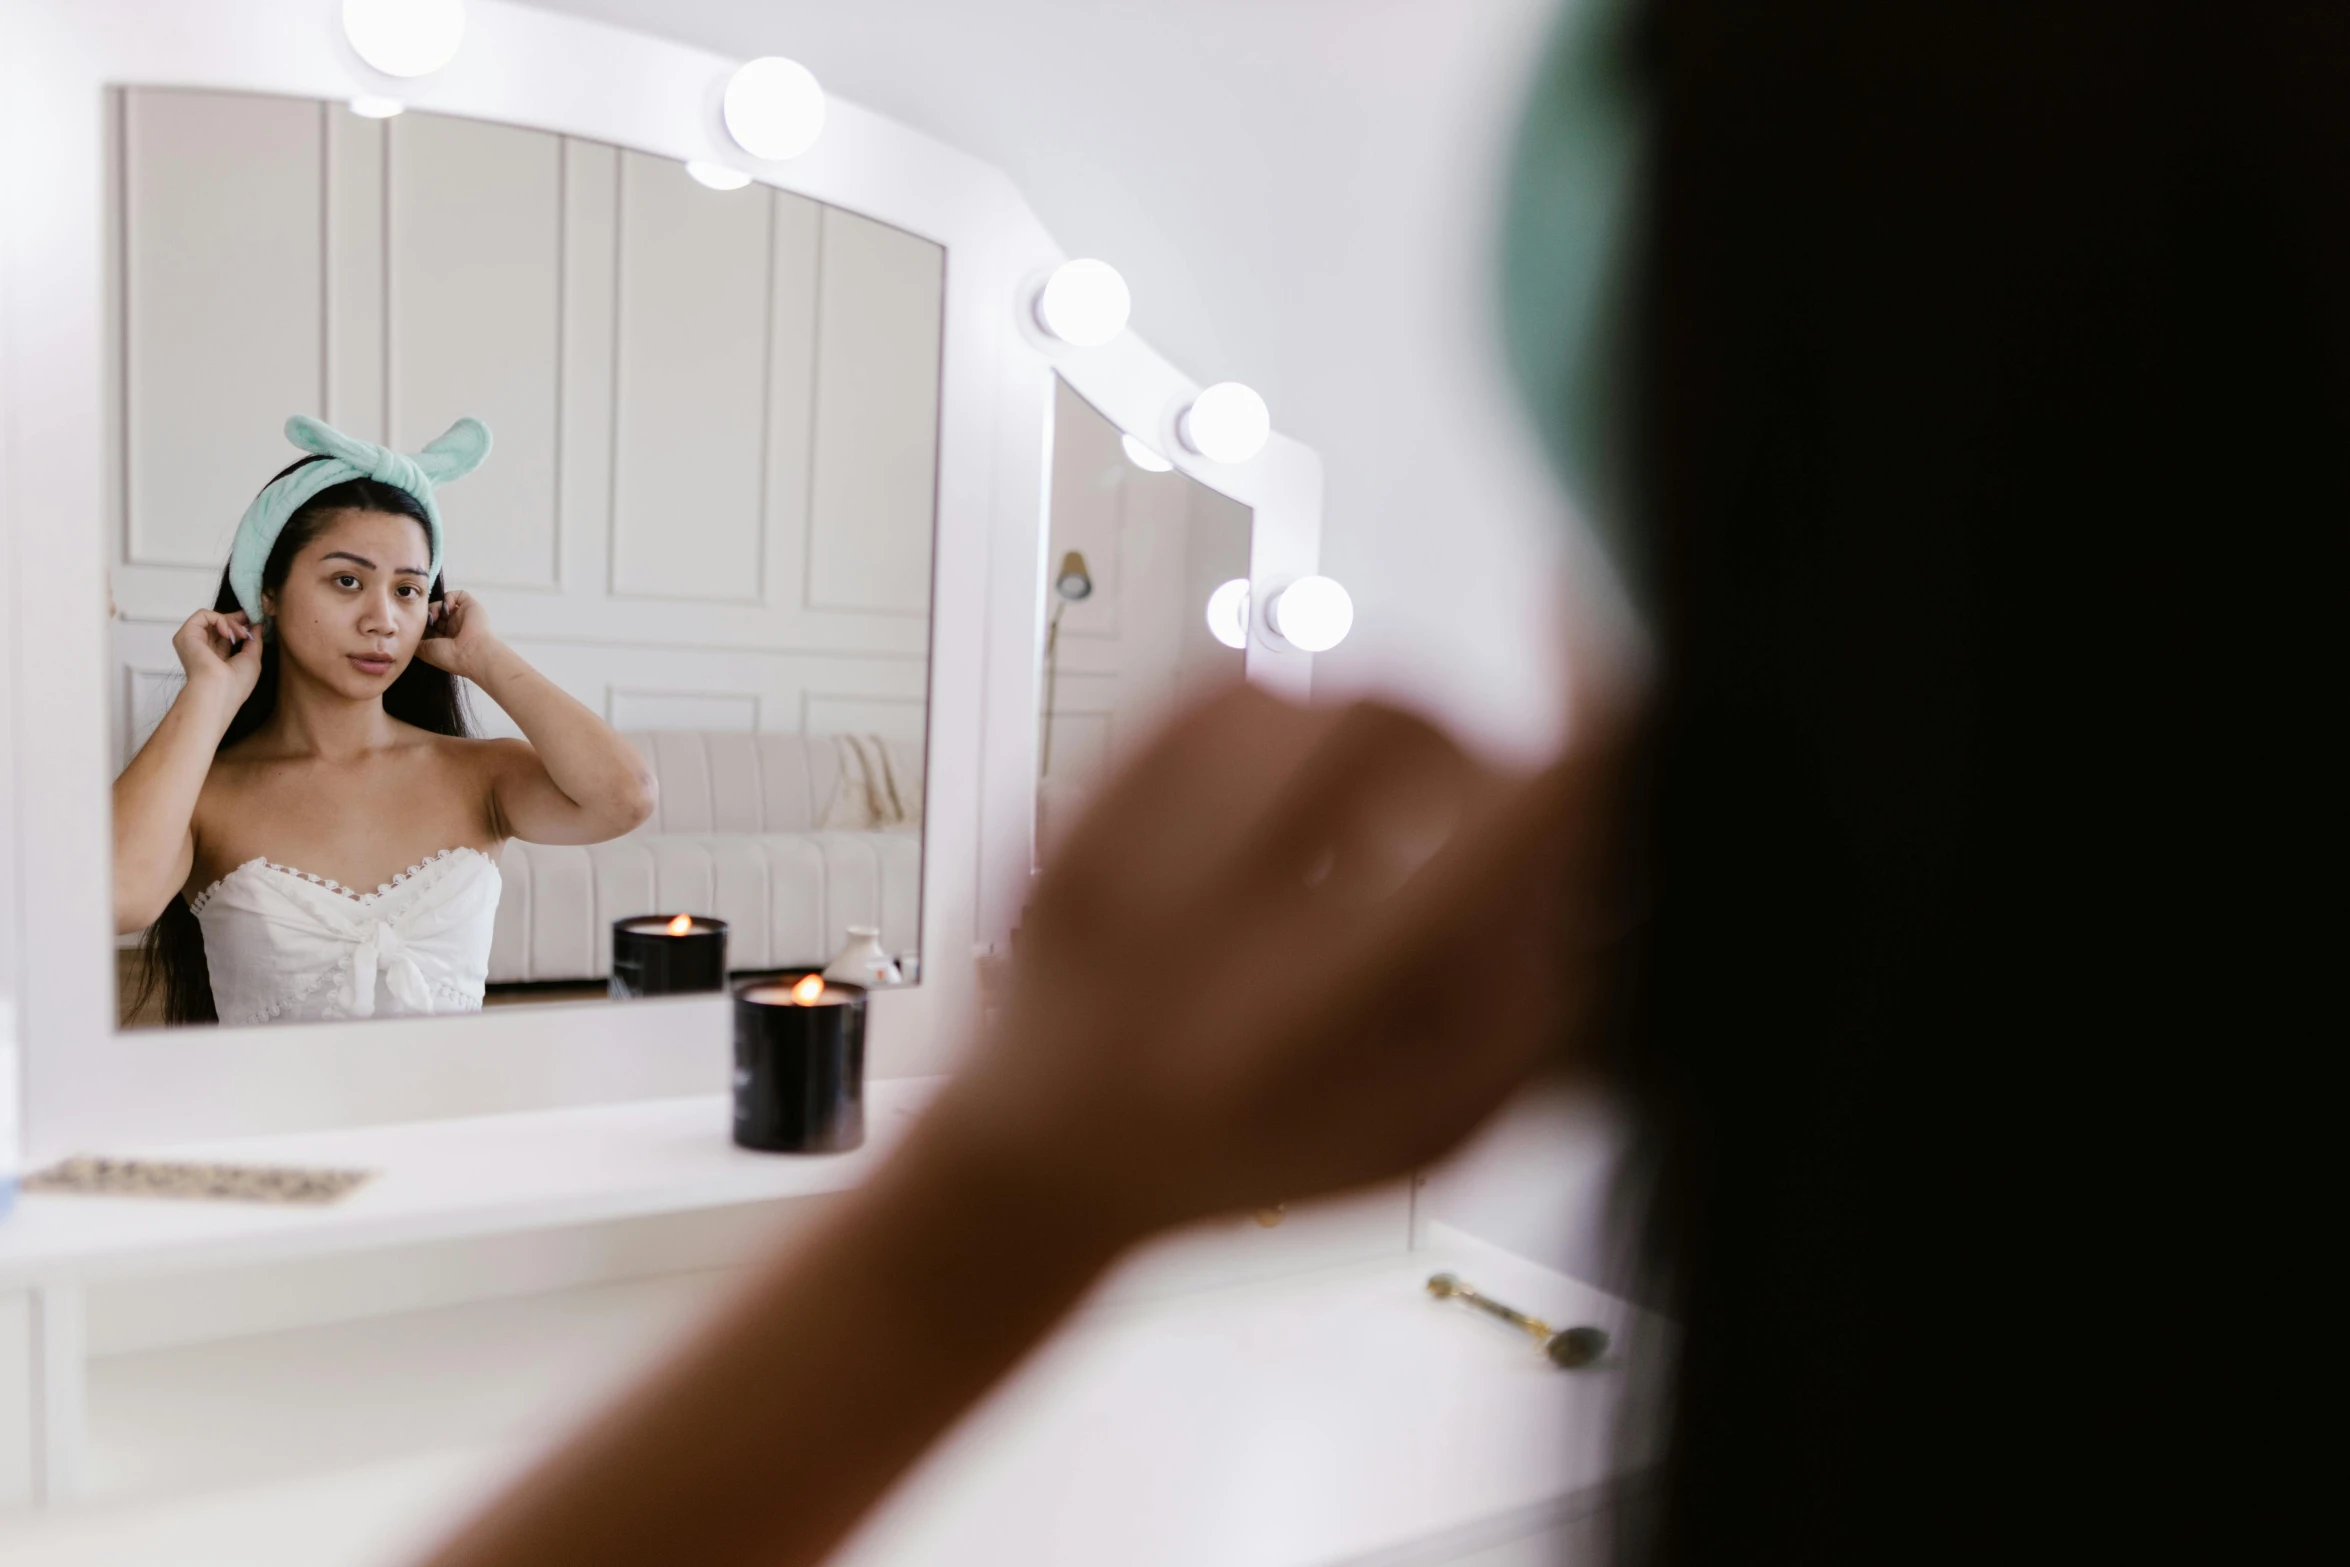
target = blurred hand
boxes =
[406,677,1632,1567]
[943,681,1630,1240]
[416,589,502,681]
[172,608,262,710]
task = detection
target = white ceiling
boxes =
[523,0,1593,755]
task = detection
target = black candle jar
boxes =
[732,973,867,1153]
[610,915,729,998]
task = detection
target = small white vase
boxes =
[822,925,901,988]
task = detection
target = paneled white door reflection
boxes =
[106,90,941,769]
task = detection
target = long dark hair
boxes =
[129,456,473,1025]
[1591,3,2341,1562]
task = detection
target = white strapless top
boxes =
[189,846,501,1026]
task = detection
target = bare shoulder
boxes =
[193,733,276,812]
[186,737,288,883]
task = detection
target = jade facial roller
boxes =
[1426,1272,1611,1369]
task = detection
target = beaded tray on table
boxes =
[22,1155,375,1205]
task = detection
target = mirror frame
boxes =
[0,0,1325,1159]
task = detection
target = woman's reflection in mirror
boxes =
[114,422,657,1025]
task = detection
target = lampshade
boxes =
[1179,382,1271,464]
[343,0,466,78]
[1268,576,1353,652]
[1034,259,1131,347]
[1205,578,1251,650]
[724,56,826,161]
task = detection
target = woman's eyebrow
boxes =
[321,550,428,575]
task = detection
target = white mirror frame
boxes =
[0,0,1324,1161]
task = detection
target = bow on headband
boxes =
[227,414,492,622]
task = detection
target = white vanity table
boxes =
[0,1080,1642,1564]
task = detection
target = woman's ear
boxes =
[259,589,278,623]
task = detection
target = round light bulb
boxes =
[1180,382,1271,464]
[342,0,466,79]
[723,56,826,161]
[1205,578,1252,650]
[1034,259,1131,347]
[347,95,406,120]
[1269,576,1353,653]
[686,161,752,191]
[1120,433,1173,473]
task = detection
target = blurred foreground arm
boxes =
[419,682,1627,1567]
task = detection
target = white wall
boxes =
[107,88,942,769]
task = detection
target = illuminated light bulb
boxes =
[1033,259,1131,347]
[1268,576,1353,653]
[1205,578,1252,650]
[1179,382,1271,463]
[1121,433,1173,473]
[686,161,753,191]
[342,0,467,79]
[724,56,826,161]
[347,95,405,120]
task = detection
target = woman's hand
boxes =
[935,681,1630,1243]
[171,608,262,711]
[415,589,504,682]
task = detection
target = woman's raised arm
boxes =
[111,609,261,933]
[413,590,658,845]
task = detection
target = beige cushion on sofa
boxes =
[486,732,924,985]
[623,731,923,836]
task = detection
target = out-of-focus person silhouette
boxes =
[419,2,2337,1564]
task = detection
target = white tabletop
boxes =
[0,1078,943,1289]
[0,1225,1650,1567]
[834,1226,1649,1567]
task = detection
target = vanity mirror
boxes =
[2,0,1326,1157]
[105,90,942,1031]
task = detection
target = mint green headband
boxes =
[230,414,491,621]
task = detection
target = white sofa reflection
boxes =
[488,731,923,987]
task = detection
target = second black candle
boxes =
[610,915,729,998]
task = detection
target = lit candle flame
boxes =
[790,973,826,1005]
[665,913,694,936]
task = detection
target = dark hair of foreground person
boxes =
[1589,3,2340,1559]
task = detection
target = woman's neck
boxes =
[259,662,402,761]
